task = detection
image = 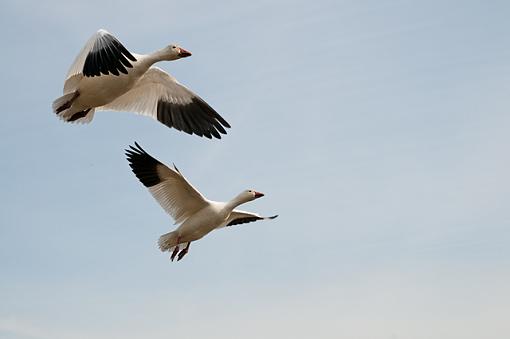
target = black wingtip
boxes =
[156,97,231,140]
[125,142,144,163]
[83,31,137,77]
[268,215,279,220]
[124,142,163,187]
[125,142,140,157]
[133,141,144,152]
[127,142,148,155]
[173,163,181,173]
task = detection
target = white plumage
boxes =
[125,143,278,261]
[53,29,230,139]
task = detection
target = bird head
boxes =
[163,44,192,60]
[245,189,265,201]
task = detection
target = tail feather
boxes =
[158,231,179,252]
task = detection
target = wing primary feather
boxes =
[82,31,137,77]
[100,68,230,139]
[117,51,134,68]
[181,107,205,137]
[112,39,137,62]
[125,143,164,187]
[102,42,121,76]
[124,143,209,223]
[227,216,262,227]
[226,214,278,227]
[171,106,193,135]
[193,97,231,128]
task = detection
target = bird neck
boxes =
[225,194,250,211]
[147,48,176,63]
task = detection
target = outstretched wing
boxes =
[125,143,208,224]
[100,67,231,139]
[66,29,137,79]
[224,210,278,227]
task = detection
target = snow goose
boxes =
[52,29,230,139]
[125,143,278,261]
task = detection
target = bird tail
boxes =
[158,231,179,252]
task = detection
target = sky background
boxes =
[1,0,509,338]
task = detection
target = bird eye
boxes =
[172,46,176,49]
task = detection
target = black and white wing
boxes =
[101,67,231,139]
[66,29,137,79]
[125,143,208,224]
[224,210,278,227]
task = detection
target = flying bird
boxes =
[52,29,230,139]
[125,143,278,261]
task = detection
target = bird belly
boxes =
[177,209,227,242]
[75,73,137,108]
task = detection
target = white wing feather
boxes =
[99,67,195,118]
[148,164,208,224]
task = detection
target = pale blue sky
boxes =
[1,0,509,338]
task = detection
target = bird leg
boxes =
[177,242,191,261]
[170,245,180,261]
[68,108,91,122]
[55,91,80,113]
[170,236,182,261]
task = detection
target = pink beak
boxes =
[178,47,192,58]
[254,191,264,199]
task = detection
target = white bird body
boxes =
[53,29,230,138]
[71,64,139,107]
[176,201,229,242]
[66,53,154,108]
[125,143,278,261]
